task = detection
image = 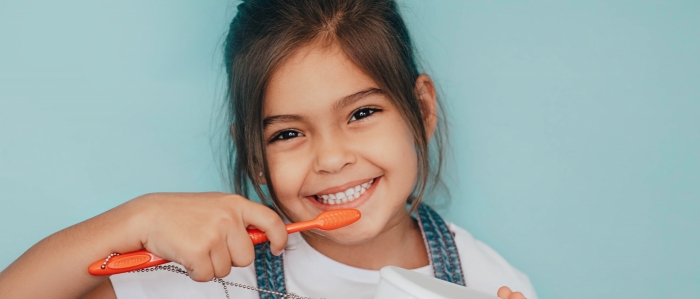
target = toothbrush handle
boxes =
[87,250,167,275]
[247,221,320,244]
[89,227,291,276]
[247,229,270,245]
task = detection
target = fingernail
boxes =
[272,248,284,256]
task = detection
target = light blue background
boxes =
[1,1,698,298]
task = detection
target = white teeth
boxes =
[315,178,375,205]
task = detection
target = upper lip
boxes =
[308,177,377,196]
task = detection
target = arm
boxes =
[0,192,288,299]
[82,279,117,299]
[0,197,145,299]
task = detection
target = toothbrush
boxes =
[88,209,361,276]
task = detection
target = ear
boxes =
[256,169,267,185]
[414,74,438,142]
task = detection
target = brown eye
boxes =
[350,107,379,122]
[272,130,303,142]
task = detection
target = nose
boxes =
[313,132,357,174]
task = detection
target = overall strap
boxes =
[254,242,287,299]
[416,203,467,286]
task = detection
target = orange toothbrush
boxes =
[88,209,360,276]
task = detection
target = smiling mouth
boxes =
[313,178,375,205]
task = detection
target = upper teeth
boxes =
[317,179,374,205]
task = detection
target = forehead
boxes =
[264,41,378,116]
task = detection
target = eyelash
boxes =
[270,130,303,142]
[269,107,381,143]
[349,107,380,122]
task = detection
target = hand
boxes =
[129,192,288,282]
[497,286,527,299]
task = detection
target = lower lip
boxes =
[306,176,381,211]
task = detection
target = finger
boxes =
[511,291,527,299]
[227,223,256,267]
[210,241,233,278]
[184,251,215,282]
[242,204,288,256]
[497,286,513,299]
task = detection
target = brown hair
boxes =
[223,0,448,218]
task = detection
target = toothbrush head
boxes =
[315,209,362,230]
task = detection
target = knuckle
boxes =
[261,212,284,228]
[201,230,224,246]
[202,241,218,254]
[270,214,285,227]
[190,271,213,282]
[215,266,232,278]
[185,265,213,282]
[231,247,255,268]
[212,213,233,228]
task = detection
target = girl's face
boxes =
[262,42,419,244]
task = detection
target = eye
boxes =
[349,107,380,122]
[271,130,304,142]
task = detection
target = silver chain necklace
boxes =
[129,265,321,299]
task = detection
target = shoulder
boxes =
[109,262,258,299]
[448,223,539,299]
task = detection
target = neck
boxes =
[302,210,430,270]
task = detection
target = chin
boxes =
[311,219,385,245]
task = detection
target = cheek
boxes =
[364,117,419,192]
[389,118,418,165]
[267,151,309,203]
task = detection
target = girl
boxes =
[0,1,537,298]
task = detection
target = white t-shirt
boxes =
[110,223,538,299]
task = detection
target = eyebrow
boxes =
[333,88,384,111]
[263,87,384,128]
[263,114,303,128]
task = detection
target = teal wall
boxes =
[1,1,698,298]
[401,1,700,298]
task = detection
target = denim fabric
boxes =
[254,242,286,299]
[416,203,466,286]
